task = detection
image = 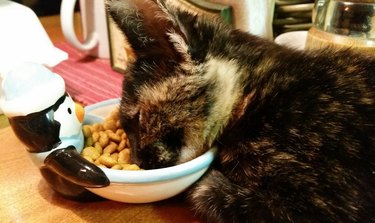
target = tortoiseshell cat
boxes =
[106,0,375,222]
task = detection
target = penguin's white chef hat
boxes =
[0,62,65,117]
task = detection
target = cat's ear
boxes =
[158,0,215,62]
[106,0,189,62]
[156,0,197,42]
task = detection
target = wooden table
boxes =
[0,14,201,223]
[39,13,83,43]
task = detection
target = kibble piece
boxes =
[111,153,119,162]
[98,155,117,167]
[82,125,92,138]
[92,131,100,143]
[82,146,100,160]
[92,123,103,132]
[111,164,123,170]
[117,139,126,152]
[115,129,125,137]
[103,119,117,131]
[94,142,103,154]
[106,130,121,143]
[103,142,118,154]
[121,164,141,170]
[118,149,131,164]
[99,131,109,148]
[85,137,93,147]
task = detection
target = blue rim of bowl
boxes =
[84,98,218,184]
[84,98,120,114]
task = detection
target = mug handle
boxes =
[60,0,98,51]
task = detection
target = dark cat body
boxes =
[106,0,375,222]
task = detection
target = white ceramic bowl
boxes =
[274,31,307,51]
[83,99,217,203]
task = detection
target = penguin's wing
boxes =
[43,146,110,187]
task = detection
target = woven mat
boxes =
[52,42,123,106]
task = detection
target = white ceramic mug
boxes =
[60,0,110,58]
[209,0,276,40]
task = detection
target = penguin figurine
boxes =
[0,63,109,200]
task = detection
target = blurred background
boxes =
[13,0,63,16]
[13,0,315,38]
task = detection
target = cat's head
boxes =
[106,0,222,169]
[121,74,214,169]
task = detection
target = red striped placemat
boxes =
[52,42,123,106]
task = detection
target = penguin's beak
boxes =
[75,103,85,123]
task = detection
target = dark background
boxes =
[13,0,76,16]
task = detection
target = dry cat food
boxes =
[81,108,141,170]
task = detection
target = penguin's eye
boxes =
[67,108,72,114]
